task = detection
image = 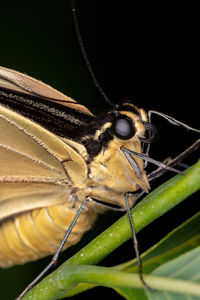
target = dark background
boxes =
[0,1,199,299]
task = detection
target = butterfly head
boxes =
[81,101,158,208]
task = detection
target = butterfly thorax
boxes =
[65,102,150,209]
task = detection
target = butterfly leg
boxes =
[148,139,200,182]
[125,193,154,292]
[18,197,89,300]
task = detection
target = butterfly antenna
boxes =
[71,0,116,108]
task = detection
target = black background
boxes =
[0,1,199,299]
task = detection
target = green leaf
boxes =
[114,211,200,299]
[22,160,200,300]
[145,246,200,300]
[21,263,200,300]
[118,212,200,274]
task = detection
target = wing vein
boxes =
[0,176,69,186]
[0,112,66,162]
[0,143,63,174]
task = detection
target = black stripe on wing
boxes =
[0,87,94,139]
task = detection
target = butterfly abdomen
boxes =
[0,201,97,267]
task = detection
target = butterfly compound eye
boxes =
[113,116,135,139]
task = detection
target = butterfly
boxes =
[0,64,163,265]
[0,65,199,300]
[0,2,200,299]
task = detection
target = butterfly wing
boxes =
[0,66,94,139]
[0,68,97,266]
[0,66,91,113]
[0,104,88,220]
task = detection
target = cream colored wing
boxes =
[0,104,88,221]
[0,67,98,267]
[0,66,91,113]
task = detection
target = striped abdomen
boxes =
[0,201,97,267]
